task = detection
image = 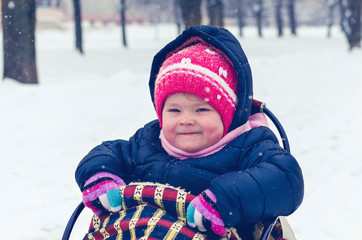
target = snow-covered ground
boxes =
[0,23,361,240]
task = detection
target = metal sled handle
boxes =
[62,202,85,240]
[62,100,290,240]
[252,99,290,153]
[263,106,290,153]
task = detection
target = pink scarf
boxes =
[160,113,269,160]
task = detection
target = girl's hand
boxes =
[82,172,125,215]
[186,189,226,237]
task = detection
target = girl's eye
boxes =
[168,108,180,113]
[196,108,210,112]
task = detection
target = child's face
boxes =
[162,93,224,153]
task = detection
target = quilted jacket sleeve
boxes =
[208,127,304,227]
[75,126,147,190]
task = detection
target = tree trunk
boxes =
[2,0,38,84]
[287,0,297,35]
[207,0,224,27]
[255,0,263,37]
[237,0,245,37]
[275,0,283,37]
[348,0,361,49]
[120,0,127,47]
[174,0,183,34]
[339,0,361,50]
[73,0,83,54]
[177,0,202,29]
[327,0,338,38]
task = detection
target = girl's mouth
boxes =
[179,132,200,135]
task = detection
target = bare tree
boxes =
[236,0,246,37]
[275,0,297,37]
[2,0,38,84]
[73,0,83,54]
[327,0,338,38]
[120,0,127,47]
[177,0,202,29]
[275,0,283,36]
[174,0,183,34]
[339,0,361,50]
[249,0,264,37]
[207,0,224,27]
[287,0,297,35]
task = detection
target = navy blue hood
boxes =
[149,25,253,132]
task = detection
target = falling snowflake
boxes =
[8,1,15,9]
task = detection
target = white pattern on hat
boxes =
[219,67,227,78]
[181,57,191,65]
[157,62,237,107]
[205,48,217,55]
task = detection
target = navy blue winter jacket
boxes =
[75,25,303,234]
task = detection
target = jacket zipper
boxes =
[158,159,173,183]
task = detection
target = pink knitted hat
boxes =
[155,42,238,135]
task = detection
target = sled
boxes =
[62,100,296,240]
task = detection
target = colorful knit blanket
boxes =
[83,182,283,240]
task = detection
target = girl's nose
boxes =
[179,114,195,125]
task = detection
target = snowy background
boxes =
[0,23,361,240]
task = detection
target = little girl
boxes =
[76,25,304,239]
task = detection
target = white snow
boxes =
[0,23,361,240]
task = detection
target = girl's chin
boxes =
[176,143,205,153]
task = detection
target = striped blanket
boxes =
[83,183,283,240]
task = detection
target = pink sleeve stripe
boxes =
[82,180,117,202]
[204,189,217,202]
[198,194,223,221]
[83,201,102,215]
[211,223,226,236]
[192,196,224,225]
[84,171,126,186]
